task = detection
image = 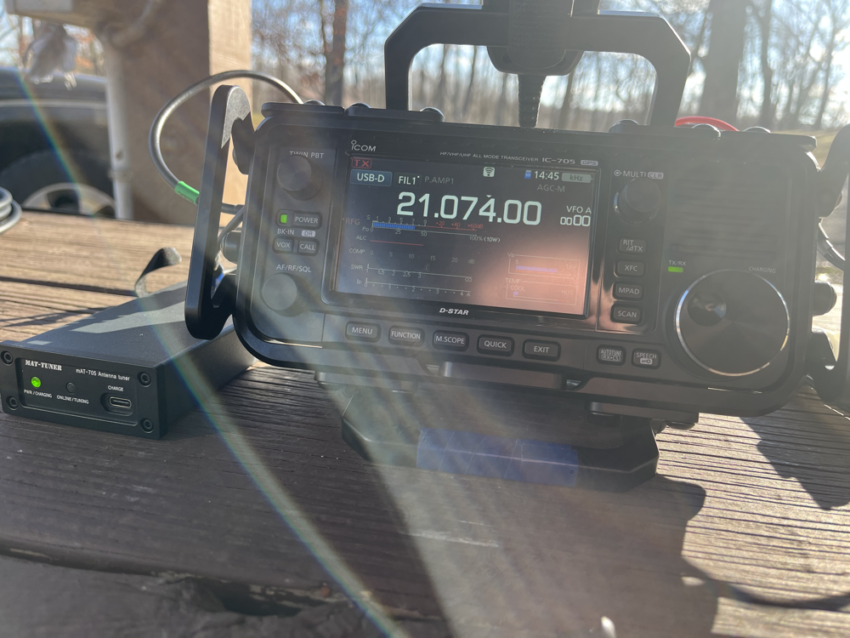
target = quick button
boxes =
[477,335,514,356]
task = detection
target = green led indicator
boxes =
[279,213,288,225]
[668,266,684,273]
[31,377,41,388]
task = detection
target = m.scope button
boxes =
[477,335,514,356]
[389,326,424,347]
[433,331,469,351]
[616,261,645,277]
[293,212,321,228]
[523,340,560,361]
[345,322,380,342]
[597,346,626,366]
[612,305,642,324]
[614,282,643,300]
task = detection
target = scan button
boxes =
[345,322,380,342]
[597,346,626,366]
[523,340,561,361]
[477,335,514,356]
[433,331,469,351]
[612,305,642,324]
[389,326,424,347]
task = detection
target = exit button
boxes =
[523,340,561,361]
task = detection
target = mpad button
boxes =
[345,322,380,342]
[614,282,643,300]
[597,346,626,366]
[477,335,514,356]
[523,340,561,361]
[433,331,469,351]
[616,261,645,277]
[389,326,424,346]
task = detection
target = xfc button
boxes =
[616,261,645,277]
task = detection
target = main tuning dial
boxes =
[277,155,322,200]
[674,271,789,377]
[615,177,662,224]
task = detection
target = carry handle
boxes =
[384,5,690,126]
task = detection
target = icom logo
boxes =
[350,140,376,152]
[439,308,469,316]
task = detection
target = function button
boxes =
[633,349,661,369]
[477,335,514,356]
[612,305,642,324]
[597,346,626,366]
[618,238,647,254]
[277,211,291,226]
[523,340,561,361]
[614,282,644,300]
[433,331,469,350]
[293,212,322,229]
[388,326,424,347]
[297,239,319,255]
[273,237,294,253]
[616,261,645,278]
[345,322,380,342]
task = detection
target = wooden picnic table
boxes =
[1,212,849,637]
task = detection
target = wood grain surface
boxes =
[1,213,850,637]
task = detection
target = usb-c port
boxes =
[103,394,132,413]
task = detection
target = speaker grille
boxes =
[666,162,787,261]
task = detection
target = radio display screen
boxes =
[334,157,598,316]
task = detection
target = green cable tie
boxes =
[175,181,200,205]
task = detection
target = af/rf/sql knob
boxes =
[674,270,789,376]
[277,155,322,200]
[615,178,662,224]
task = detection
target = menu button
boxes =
[345,322,380,342]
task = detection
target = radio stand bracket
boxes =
[338,386,660,492]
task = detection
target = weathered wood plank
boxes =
[1,213,850,637]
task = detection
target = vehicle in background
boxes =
[0,66,113,217]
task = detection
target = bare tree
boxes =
[699,0,749,124]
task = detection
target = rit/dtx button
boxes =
[477,335,514,356]
[523,340,560,361]
[345,322,380,342]
[616,261,645,277]
[388,326,423,346]
[618,238,647,254]
[612,305,642,324]
[597,346,626,365]
[433,331,469,350]
[633,349,661,369]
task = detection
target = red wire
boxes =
[675,116,738,132]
